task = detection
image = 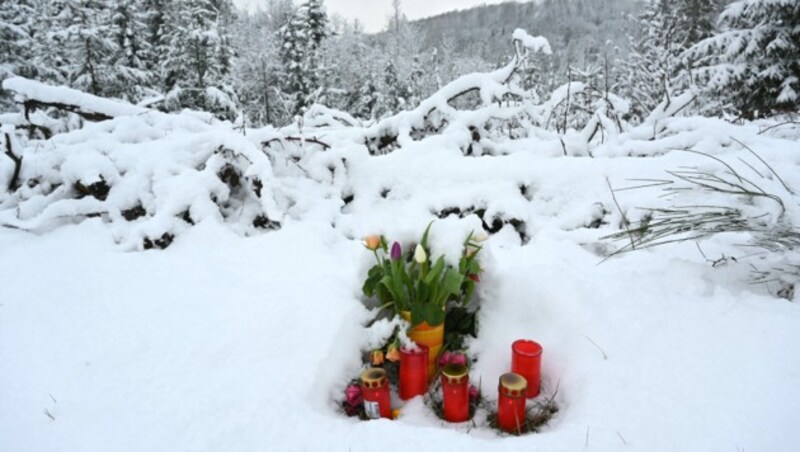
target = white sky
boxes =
[234,0,518,33]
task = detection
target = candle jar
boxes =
[441,363,470,423]
[399,344,429,400]
[511,339,542,398]
[497,372,528,434]
[360,368,392,419]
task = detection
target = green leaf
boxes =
[424,256,445,285]
[420,220,434,249]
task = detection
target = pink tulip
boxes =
[451,353,467,367]
[439,351,453,368]
[345,383,363,407]
[469,384,479,401]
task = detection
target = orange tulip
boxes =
[371,349,385,366]
[386,344,401,362]
[363,235,381,251]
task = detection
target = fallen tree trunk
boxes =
[2,77,148,123]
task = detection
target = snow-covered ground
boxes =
[2,106,800,451]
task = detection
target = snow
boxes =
[2,31,800,451]
[512,29,553,55]
[2,77,149,118]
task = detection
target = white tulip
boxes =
[414,244,427,263]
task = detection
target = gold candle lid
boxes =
[499,372,528,397]
[442,363,468,384]
[361,368,388,388]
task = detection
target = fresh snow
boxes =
[1,105,800,450]
[2,77,149,118]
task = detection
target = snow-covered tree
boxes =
[688,0,800,116]
[277,0,330,116]
[0,0,36,107]
[56,0,116,97]
[163,0,238,120]
[108,0,152,101]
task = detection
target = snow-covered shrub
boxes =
[0,111,287,250]
[605,143,800,299]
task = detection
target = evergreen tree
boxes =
[0,0,36,108]
[60,0,116,97]
[163,0,238,120]
[109,0,152,101]
[277,0,330,116]
[142,0,173,88]
[688,0,800,116]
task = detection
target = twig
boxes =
[3,132,22,192]
[263,136,331,150]
[585,426,590,448]
[730,137,792,194]
[43,408,55,421]
[584,336,608,360]
[606,177,635,251]
[617,430,628,446]
[758,120,799,135]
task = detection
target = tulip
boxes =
[468,274,480,283]
[414,244,427,264]
[469,385,479,401]
[390,242,402,260]
[345,383,363,407]
[472,231,489,242]
[451,353,467,367]
[363,235,381,251]
[386,343,401,362]
[371,349,385,366]
[438,351,453,368]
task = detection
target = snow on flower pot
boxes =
[511,339,542,398]
[497,373,528,434]
[401,311,444,380]
[441,363,470,423]
[399,344,429,400]
[360,368,392,420]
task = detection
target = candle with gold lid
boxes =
[441,363,470,422]
[497,372,528,433]
[360,368,392,419]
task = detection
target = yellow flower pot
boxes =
[401,311,444,381]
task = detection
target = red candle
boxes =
[497,372,528,434]
[441,363,470,423]
[511,339,542,398]
[399,344,429,400]
[360,368,392,419]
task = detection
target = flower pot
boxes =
[401,311,444,380]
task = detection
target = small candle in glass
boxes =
[511,339,542,398]
[399,344,429,400]
[497,372,528,434]
[360,368,392,419]
[441,363,470,423]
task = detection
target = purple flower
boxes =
[391,242,402,260]
[451,353,467,367]
[439,351,453,368]
[469,385,479,401]
[345,383,362,407]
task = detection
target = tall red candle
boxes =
[361,368,392,419]
[497,372,528,434]
[511,339,542,398]
[441,363,470,423]
[399,344,429,400]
